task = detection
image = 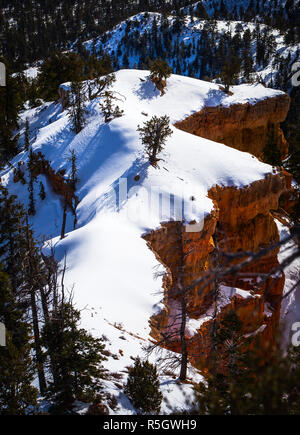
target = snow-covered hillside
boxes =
[83,12,300,87]
[181,0,299,17]
[0,70,288,413]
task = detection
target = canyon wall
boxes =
[174,94,290,160]
[145,92,292,374]
[144,173,288,373]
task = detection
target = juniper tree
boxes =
[149,58,172,94]
[124,358,162,415]
[68,150,79,229]
[0,266,38,415]
[0,61,21,165]
[88,73,116,100]
[99,91,124,123]
[1,184,48,394]
[68,150,79,191]
[41,302,107,414]
[137,115,173,166]
[27,150,36,216]
[0,184,28,293]
[68,81,87,134]
[220,55,241,93]
[22,218,48,394]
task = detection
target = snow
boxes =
[244,324,266,339]
[1,69,280,413]
[13,66,40,81]
[82,12,300,90]
[277,220,300,348]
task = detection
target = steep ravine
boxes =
[144,93,292,374]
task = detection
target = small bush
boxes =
[124,357,162,414]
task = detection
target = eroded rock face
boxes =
[144,172,288,374]
[174,94,290,159]
[13,151,78,212]
[58,85,70,111]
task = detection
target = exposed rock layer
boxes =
[174,94,290,159]
[144,174,289,373]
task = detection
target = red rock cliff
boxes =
[144,91,292,375]
[174,94,290,160]
[144,172,288,373]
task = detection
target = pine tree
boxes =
[0,60,21,165]
[41,302,107,414]
[0,183,28,293]
[22,218,47,394]
[38,52,85,102]
[68,81,87,134]
[24,118,30,152]
[149,58,172,95]
[68,150,79,191]
[137,115,173,166]
[220,55,241,93]
[27,150,36,216]
[124,358,162,414]
[99,91,124,123]
[0,265,38,415]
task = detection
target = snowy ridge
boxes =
[82,12,300,87]
[1,70,280,413]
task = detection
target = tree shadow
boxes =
[133,77,161,101]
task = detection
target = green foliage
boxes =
[99,91,124,123]
[124,357,162,414]
[68,150,79,190]
[41,303,107,414]
[0,265,38,415]
[28,150,36,216]
[68,81,87,134]
[38,52,85,101]
[194,342,300,415]
[0,184,28,292]
[220,55,241,92]
[149,58,172,82]
[88,73,116,100]
[0,60,22,164]
[37,51,113,102]
[137,115,173,166]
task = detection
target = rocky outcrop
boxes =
[144,172,289,374]
[13,151,78,212]
[58,85,70,111]
[174,94,290,160]
[150,76,167,96]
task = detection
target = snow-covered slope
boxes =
[0,70,283,413]
[82,12,300,88]
[181,0,299,17]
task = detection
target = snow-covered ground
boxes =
[0,69,285,413]
[82,12,300,87]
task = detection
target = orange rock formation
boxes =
[145,91,292,374]
[174,93,290,160]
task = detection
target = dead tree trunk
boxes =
[25,220,47,394]
[61,197,68,240]
[179,225,188,381]
[30,289,47,394]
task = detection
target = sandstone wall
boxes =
[174,94,291,160]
